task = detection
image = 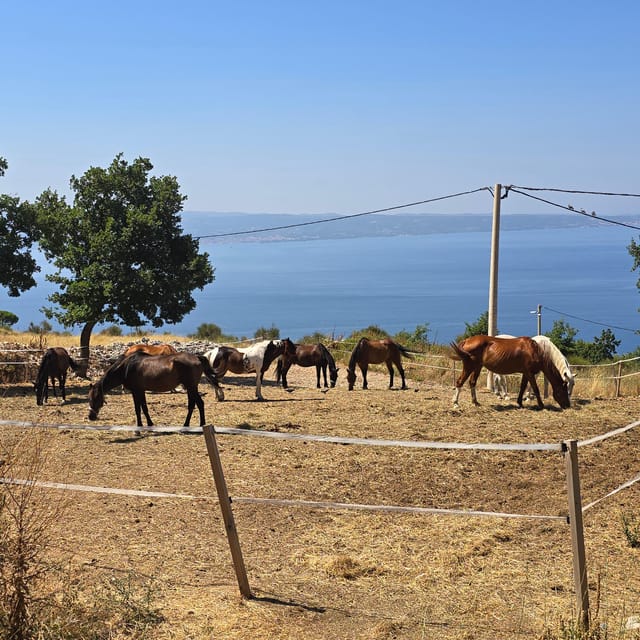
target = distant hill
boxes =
[182,211,639,245]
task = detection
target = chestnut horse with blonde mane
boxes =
[449,335,570,410]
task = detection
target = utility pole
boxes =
[487,184,501,389]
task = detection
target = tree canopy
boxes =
[34,154,214,366]
[0,157,40,296]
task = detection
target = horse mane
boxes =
[348,338,367,371]
[532,336,572,379]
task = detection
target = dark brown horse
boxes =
[275,339,339,389]
[204,339,296,400]
[123,343,178,356]
[88,351,225,427]
[34,347,80,405]
[346,337,414,390]
[449,334,571,410]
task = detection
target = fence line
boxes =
[4,415,640,626]
[0,419,563,451]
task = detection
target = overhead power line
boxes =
[195,187,491,239]
[511,186,640,198]
[508,188,640,231]
[543,305,638,334]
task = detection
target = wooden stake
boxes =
[564,439,589,630]
[203,425,252,598]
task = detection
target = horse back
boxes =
[456,335,542,374]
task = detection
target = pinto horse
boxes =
[492,335,575,401]
[346,337,414,390]
[450,335,571,410]
[87,351,225,427]
[204,339,295,400]
[34,347,80,405]
[123,343,178,357]
[275,339,339,389]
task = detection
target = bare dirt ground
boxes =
[1,358,640,639]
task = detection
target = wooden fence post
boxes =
[564,439,589,630]
[203,425,252,598]
[615,361,623,398]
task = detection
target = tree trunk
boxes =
[78,321,96,378]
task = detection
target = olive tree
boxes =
[0,158,40,296]
[35,154,214,373]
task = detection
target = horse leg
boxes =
[361,365,369,390]
[321,364,328,388]
[184,389,205,426]
[255,372,264,400]
[518,374,544,409]
[398,364,407,390]
[281,362,290,389]
[453,366,480,408]
[386,362,394,388]
[60,373,67,402]
[133,390,153,426]
[314,365,321,388]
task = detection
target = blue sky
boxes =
[2,1,639,216]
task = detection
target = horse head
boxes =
[346,368,356,390]
[552,379,571,410]
[87,382,105,420]
[329,367,339,388]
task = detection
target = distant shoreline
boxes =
[182,211,640,245]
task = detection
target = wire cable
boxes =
[543,305,638,334]
[194,187,491,239]
[508,188,640,231]
[511,185,640,198]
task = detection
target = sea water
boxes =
[5,222,640,353]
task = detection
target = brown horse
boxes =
[449,334,571,410]
[204,339,296,400]
[346,337,414,390]
[34,347,80,405]
[123,343,178,357]
[275,339,339,389]
[88,351,225,427]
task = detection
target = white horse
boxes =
[492,335,575,400]
[204,339,292,400]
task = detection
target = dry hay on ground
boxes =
[1,362,640,639]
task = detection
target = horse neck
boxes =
[348,339,365,371]
[540,353,563,387]
[101,360,127,392]
[537,338,571,378]
[320,344,337,372]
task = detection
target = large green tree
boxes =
[0,157,40,296]
[35,154,214,372]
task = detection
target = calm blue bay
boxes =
[6,220,640,354]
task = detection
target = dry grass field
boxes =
[1,336,640,639]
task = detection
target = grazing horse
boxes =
[275,339,339,389]
[492,335,575,401]
[34,347,80,405]
[123,343,178,356]
[346,337,414,391]
[205,339,295,400]
[87,351,224,427]
[450,335,570,410]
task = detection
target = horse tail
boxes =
[395,343,415,359]
[449,340,470,362]
[198,354,225,401]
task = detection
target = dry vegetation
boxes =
[0,334,640,639]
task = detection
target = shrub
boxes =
[254,324,280,340]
